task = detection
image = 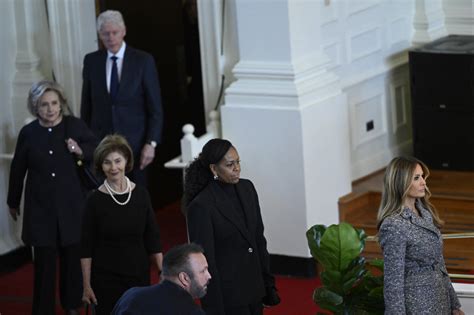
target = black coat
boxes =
[111,280,205,315]
[187,179,275,314]
[80,45,163,156]
[7,116,97,246]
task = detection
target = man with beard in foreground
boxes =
[112,243,211,315]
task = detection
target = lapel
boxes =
[117,46,133,98]
[235,181,255,233]
[98,51,109,98]
[401,204,440,238]
[210,181,254,246]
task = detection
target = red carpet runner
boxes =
[0,202,322,314]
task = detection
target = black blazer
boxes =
[7,116,97,246]
[187,179,275,314]
[80,46,163,155]
[112,280,205,315]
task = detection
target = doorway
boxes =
[97,0,206,207]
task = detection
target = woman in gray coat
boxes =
[377,156,464,315]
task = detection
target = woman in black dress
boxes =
[7,80,97,315]
[80,134,163,315]
[184,138,280,315]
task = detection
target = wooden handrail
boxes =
[366,232,474,242]
[365,233,474,280]
[449,274,474,280]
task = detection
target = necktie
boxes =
[110,56,119,101]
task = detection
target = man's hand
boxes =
[140,144,156,170]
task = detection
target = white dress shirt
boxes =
[106,42,126,93]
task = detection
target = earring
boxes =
[213,174,218,180]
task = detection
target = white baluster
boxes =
[206,109,221,138]
[180,124,198,164]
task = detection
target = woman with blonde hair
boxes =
[377,156,463,315]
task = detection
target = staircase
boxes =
[339,170,474,275]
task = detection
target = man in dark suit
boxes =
[81,10,163,185]
[111,243,211,315]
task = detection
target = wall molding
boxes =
[342,51,408,89]
[349,93,387,149]
[347,26,382,63]
[225,53,342,109]
[322,40,343,70]
[351,139,412,180]
[347,0,382,17]
[389,79,409,135]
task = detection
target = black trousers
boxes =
[32,244,82,315]
[91,271,149,315]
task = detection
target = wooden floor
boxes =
[341,168,474,275]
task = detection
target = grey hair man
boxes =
[81,10,163,186]
[112,243,211,315]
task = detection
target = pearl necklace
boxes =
[104,177,132,206]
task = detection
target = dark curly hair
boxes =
[183,138,233,206]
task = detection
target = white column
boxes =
[46,0,97,115]
[222,0,351,258]
[11,0,46,136]
[197,0,240,124]
[412,0,447,45]
[2,0,46,254]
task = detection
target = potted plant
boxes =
[306,222,384,314]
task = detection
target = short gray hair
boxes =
[97,10,126,32]
[27,80,69,117]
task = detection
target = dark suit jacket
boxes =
[81,45,163,155]
[379,203,461,314]
[111,280,205,315]
[7,116,97,246]
[186,179,275,315]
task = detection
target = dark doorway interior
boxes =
[97,0,206,208]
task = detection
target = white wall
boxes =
[444,0,474,35]
[0,0,22,255]
[319,0,415,179]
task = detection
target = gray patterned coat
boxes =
[379,203,461,314]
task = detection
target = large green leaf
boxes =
[307,223,385,314]
[313,287,343,307]
[355,227,367,253]
[321,270,344,294]
[342,257,366,283]
[307,225,332,267]
[321,270,342,286]
[319,222,362,271]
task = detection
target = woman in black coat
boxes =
[183,138,280,315]
[7,80,97,315]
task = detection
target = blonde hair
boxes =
[377,156,443,229]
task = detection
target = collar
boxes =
[400,200,440,237]
[107,41,126,59]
